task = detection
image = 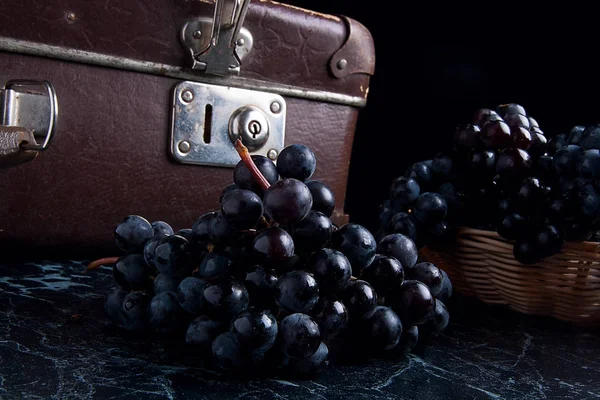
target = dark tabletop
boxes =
[0,260,599,400]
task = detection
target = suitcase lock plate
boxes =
[170,81,286,168]
[0,80,58,152]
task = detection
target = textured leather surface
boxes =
[0,53,357,253]
[0,0,373,100]
[329,17,376,80]
[0,126,38,167]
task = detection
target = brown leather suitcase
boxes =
[0,0,375,256]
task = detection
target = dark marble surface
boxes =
[1,260,599,400]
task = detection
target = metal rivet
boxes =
[337,59,348,70]
[67,12,77,21]
[236,38,245,46]
[193,30,202,39]
[267,149,278,160]
[270,101,281,114]
[178,141,191,154]
[181,90,194,103]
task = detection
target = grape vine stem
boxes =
[234,139,271,191]
[86,257,119,272]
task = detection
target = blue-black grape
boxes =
[568,125,586,145]
[219,183,238,203]
[580,124,600,150]
[390,177,420,207]
[547,134,568,155]
[480,119,512,149]
[422,299,450,334]
[405,161,433,190]
[202,278,249,321]
[152,221,174,236]
[121,291,149,332]
[245,266,278,311]
[221,189,264,230]
[308,249,352,295]
[153,273,182,295]
[454,124,480,150]
[386,280,434,326]
[291,211,333,253]
[154,235,192,277]
[436,270,453,303]
[577,149,600,180]
[234,155,279,195]
[113,254,152,291]
[305,180,335,218]
[212,332,251,372]
[414,192,447,224]
[284,341,329,377]
[279,313,321,360]
[365,306,403,352]
[407,262,443,297]
[578,184,600,220]
[114,215,154,253]
[331,223,377,272]
[196,252,233,281]
[177,277,208,315]
[342,279,378,319]
[192,212,218,243]
[360,254,404,297]
[397,325,419,353]
[388,212,418,244]
[312,298,348,342]
[431,153,454,181]
[230,308,278,359]
[277,144,317,181]
[498,213,525,240]
[275,270,319,313]
[377,234,418,270]
[263,178,313,224]
[143,234,168,269]
[532,224,564,258]
[513,239,540,265]
[105,287,127,324]
[554,145,583,176]
[253,227,295,266]
[496,103,526,117]
[147,291,185,334]
[211,213,243,246]
[186,315,224,351]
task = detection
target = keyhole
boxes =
[248,121,261,139]
[203,104,213,144]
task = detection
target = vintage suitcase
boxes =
[0,0,375,256]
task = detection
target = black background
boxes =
[283,2,600,231]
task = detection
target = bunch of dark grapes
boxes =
[378,103,600,264]
[103,140,453,378]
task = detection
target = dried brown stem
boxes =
[234,139,271,191]
[86,257,119,272]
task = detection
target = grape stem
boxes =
[86,257,119,272]
[234,139,271,191]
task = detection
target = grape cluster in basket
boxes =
[378,103,600,264]
[103,141,453,378]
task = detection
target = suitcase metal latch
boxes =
[0,80,58,166]
[181,0,253,76]
[170,81,286,168]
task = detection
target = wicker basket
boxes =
[420,227,600,325]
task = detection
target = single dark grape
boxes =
[105,287,127,324]
[211,213,243,246]
[414,192,447,224]
[578,184,600,220]
[152,221,174,236]
[534,154,555,180]
[407,262,443,297]
[252,227,295,266]
[219,183,238,203]
[422,299,450,334]
[365,306,403,352]
[480,120,512,149]
[496,103,526,117]
[284,341,329,377]
[277,144,317,181]
[275,270,320,313]
[177,277,208,315]
[496,148,532,179]
[580,124,600,150]
[454,124,481,150]
[231,308,278,359]
[577,149,600,180]
[533,225,564,257]
[113,254,152,291]
[186,315,224,351]
[548,134,568,155]
[431,153,454,181]
[515,177,546,213]
[202,279,249,321]
[121,291,149,332]
[143,234,168,269]
[174,229,194,243]
[154,273,182,295]
[405,162,433,190]
[390,177,420,207]
[312,298,348,342]
[473,109,500,127]
[279,313,321,360]
[263,178,313,224]
[196,252,233,281]
[221,189,263,230]
[513,239,541,265]
[554,145,584,176]
[388,212,418,244]
[292,211,333,253]
[114,215,154,253]
[512,126,533,150]
[377,233,418,270]
[529,131,548,157]
[498,213,526,240]
[212,332,251,372]
[147,291,185,334]
[467,150,497,181]
[528,116,540,130]
[245,266,278,311]
[504,113,530,130]
[360,254,404,297]
[386,280,434,326]
[309,249,352,295]
[342,280,378,319]
[397,325,419,354]
[568,125,586,145]
[436,270,453,304]
[331,223,377,272]
[233,155,279,195]
[305,180,335,218]
[192,212,218,243]
[154,235,192,277]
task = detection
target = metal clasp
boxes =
[0,80,58,151]
[181,0,253,76]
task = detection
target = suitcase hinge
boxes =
[181,0,253,77]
